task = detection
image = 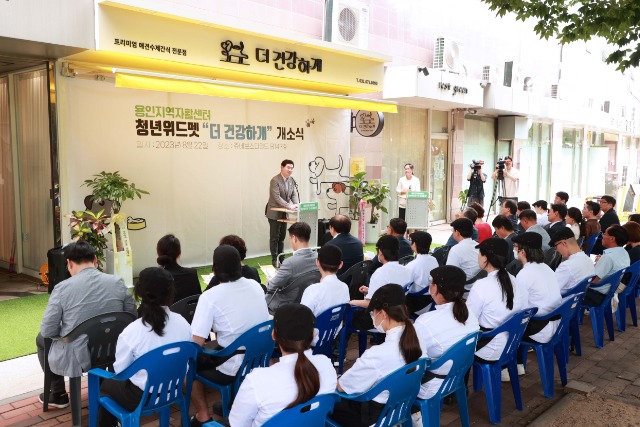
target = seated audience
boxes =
[501,199,519,230]
[516,201,531,217]
[330,284,422,427]
[443,208,480,246]
[98,268,191,427]
[37,240,136,409]
[470,202,492,243]
[592,196,621,255]
[405,231,439,314]
[554,191,569,205]
[581,201,602,250]
[508,233,561,379]
[265,222,319,312]
[532,200,550,226]
[156,234,202,302]
[565,207,583,240]
[627,213,640,225]
[415,266,479,398]
[622,221,640,264]
[371,218,413,270]
[229,304,337,427]
[518,209,551,251]
[325,214,364,275]
[466,238,525,362]
[544,203,567,241]
[446,218,480,281]
[190,245,269,426]
[491,215,516,263]
[206,234,261,291]
[583,225,630,307]
[551,228,595,294]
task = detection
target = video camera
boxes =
[496,157,506,170]
[469,160,484,171]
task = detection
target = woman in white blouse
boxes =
[396,163,420,220]
[98,267,191,427]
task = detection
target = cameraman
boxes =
[467,160,487,205]
[491,155,519,199]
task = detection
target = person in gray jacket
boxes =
[266,222,319,313]
[36,240,137,408]
[266,159,299,267]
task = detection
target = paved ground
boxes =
[0,271,45,302]
[1,311,639,426]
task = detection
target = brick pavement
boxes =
[2,312,639,426]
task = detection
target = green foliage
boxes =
[458,189,469,211]
[67,209,109,269]
[348,171,390,223]
[348,171,369,220]
[482,0,640,71]
[82,171,149,213]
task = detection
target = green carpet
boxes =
[0,293,49,362]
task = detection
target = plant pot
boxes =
[365,223,379,244]
[104,249,133,288]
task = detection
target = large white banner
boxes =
[57,77,351,272]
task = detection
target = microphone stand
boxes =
[291,177,301,207]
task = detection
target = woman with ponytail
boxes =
[331,284,423,427]
[414,265,480,399]
[156,234,201,303]
[466,238,526,362]
[228,303,337,426]
[99,267,191,427]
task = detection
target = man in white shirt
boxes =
[491,155,519,198]
[190,245,270,426]
[446,218,480,281]
[300,245,350,318]
[532,200,550,227]
[550,227,595,294]
[518,209,551,251]
[583,225,630,307]
[405,231,439,315]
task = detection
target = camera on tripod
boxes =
[469,160,484,171]
[496,157,506,170]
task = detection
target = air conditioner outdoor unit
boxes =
[503,61,522,87]
[482,65,499,84]
[323,0,370,49]
[433,37,463,72]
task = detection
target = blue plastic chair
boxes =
[472,307,537,425]
[402,281,414,294]
[196,320,274,417]
[337,305,383,374]
[561,275,594,360]
[584,232,601,256]
[581,268,626,348]
[414,331,481,427]
[88,341,200,427]
[616,260,640,332]
[204,393,339,427]
[313,304,347,359]
[327,358,427,427]
[518,293,584,398]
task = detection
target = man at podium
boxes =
[266,159,299,267]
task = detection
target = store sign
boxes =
[438,82,469,95]
[353,110,384,137]
[97,3,386,93]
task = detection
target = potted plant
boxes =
[458,189,469,211]
[82,171,149,281]
[362,179,390,244]
[348,171,368,221]
[66,209,109,269]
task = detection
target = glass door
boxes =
[429,136,448,221]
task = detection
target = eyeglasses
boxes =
[554,241,566,249]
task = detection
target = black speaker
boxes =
[317,219,332,247]
[47,247,70,294]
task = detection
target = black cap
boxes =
[430,265,466,294]
[367,283,406,313]
[549,227,576,246]
[476,237,509,258]
[511,232,543,249]
[376,234,399,251]
[274,303,316,341]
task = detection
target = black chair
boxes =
[338,260,373,300]
[43,311,137,427]
[398,255,415,266]
[170,294,201,324]
[432,245,452,266]
[267,269,321,313]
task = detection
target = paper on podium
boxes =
[260,264,278,281]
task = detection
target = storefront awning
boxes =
[113,70,397,113]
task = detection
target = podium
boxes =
[406,191,430,230]
[270,201,319,248]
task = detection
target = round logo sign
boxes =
[354,110,384,137]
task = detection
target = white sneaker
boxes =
[517,364,526,376]
[501,368,511,382]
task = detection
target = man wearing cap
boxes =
[325,214,364,276]
[551,228,595,294]
[518,209,551,251]
[405,231,439,315]
[506,232,561,380]
[544,203,568,241]
[190,245,269,426]
[446,218,480,281]
[582,225,630,307]
[37,240,137,409]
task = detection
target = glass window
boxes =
[561,128,583,197]
[518,123,551,203]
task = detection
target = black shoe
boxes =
[38,392,70,409]
[212,401,224,417]
[190,415,213,427]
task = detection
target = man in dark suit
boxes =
[325,214,364,276]
[265,159,299,267]
[592,195,620,255]
[544,203,567,241]
[371,217,412,270]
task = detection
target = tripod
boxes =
[486,170,506,221]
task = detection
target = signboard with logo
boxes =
[406,191,430,229]
[352,110,384,137]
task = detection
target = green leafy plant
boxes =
[348,171,369,221]
[66,209,109,269]
[458,189,469,211]
[363,179,390,224]
[82,171,149,214]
